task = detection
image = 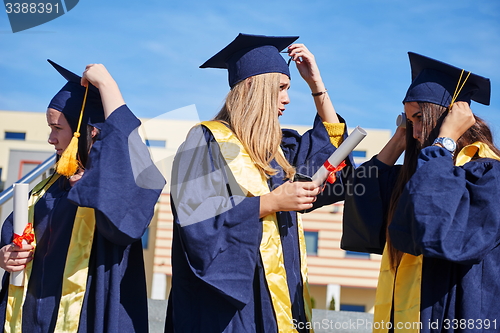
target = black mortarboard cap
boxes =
[403,52,491,107]
[47,59,105,130]
[200,33,299,88]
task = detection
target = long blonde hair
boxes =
[213,72,295,179]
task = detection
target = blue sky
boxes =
[1,0,499,141]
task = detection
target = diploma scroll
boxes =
[311,126,367,186]
[11,183,29,287]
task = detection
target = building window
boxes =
[5,132,26,140]
[145,139,166,148]
[340,304,365,312]
[304,231,318,256]
[18,160,42,179]
[352,150,367,158]
[345,250,370,259]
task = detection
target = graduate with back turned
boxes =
[166,33,353,333]
[342,53,500,332]
[0,61,165,332]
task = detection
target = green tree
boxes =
[328,296,335,311]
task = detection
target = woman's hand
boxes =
[81,64,125,119]
[81,64,116,90]
[81,64,114,90]
[288,43,339,123]
[69,169,85,187]
[438,102,476,141]
[288,44,323,89]
[260,181,320,217]
[0,243,34,273]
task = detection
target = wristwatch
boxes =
[432,137,456,155]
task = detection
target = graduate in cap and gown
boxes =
[0,61,165,332]
[166,33,353,333]
[342,52,500,332]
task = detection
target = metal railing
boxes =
[0,154,56,206]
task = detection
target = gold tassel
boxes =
[448,69,471,110]
[56,85,89,177]
[56,132,81,176]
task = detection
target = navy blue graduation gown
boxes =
[0,105,165,333]
[166,115,350,333]
[343,146,500,332]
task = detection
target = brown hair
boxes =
[385,102,500,268]
[78,124,99,168]
[213,72,295,179]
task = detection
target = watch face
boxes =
[442,137,456,151]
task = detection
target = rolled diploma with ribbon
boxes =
[311,126,367,186]
[11,183,29,286]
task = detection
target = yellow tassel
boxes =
[56,132,81,177]
[55,85,89,177]
[448,69,471,110]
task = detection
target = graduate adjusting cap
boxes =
[47,60,105,177]
[403,52,491,108]
[48,59,105,128]
[200,33,299,88]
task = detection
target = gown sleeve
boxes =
[67,105,166,246]
[170,125,261,308]
[341,156,401,254]
[389,146,500,264]
[0,214,14,248]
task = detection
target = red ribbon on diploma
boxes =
[12,223,34,247]
[324,160,347,184]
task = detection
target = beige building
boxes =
[0,108,391,313]
[0,111,53,188]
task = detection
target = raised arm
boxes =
[436,101,475,142]
[376,126,406,165]
[81,64,125,119]
[288,44,339,123]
